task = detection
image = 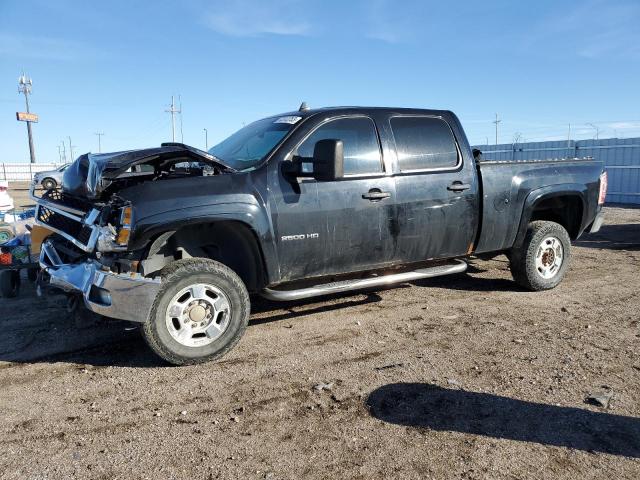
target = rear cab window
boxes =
[295,116,383,176]
[390,116,460,172]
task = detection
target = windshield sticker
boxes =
[274,116,302,124]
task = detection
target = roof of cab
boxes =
[275,106,454,119]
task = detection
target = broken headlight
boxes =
[96,205,133,252]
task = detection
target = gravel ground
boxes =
[1,183,639,479]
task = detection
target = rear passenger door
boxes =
[389,115,478,262]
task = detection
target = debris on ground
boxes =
[313,382,334,392]
[585,390,613,409]
[374,363,404,371]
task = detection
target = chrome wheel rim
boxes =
[165,283,231,347]
[535,236,564,279]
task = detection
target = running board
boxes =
[261,259,467,302]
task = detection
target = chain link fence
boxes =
[0,163,63,182]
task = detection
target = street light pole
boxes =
[18,74,36,163]
[587,123,600,140]
[203,128,208,150]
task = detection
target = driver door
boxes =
[268,116,396,283]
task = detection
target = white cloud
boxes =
[203,0,312,37]
[539,0,640,60]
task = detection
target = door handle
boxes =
[362,189,391,201]
[447,181,471,192]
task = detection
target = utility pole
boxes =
[57,145,63,163]
[587,123,600,140]
[61,142,67,162]
[179,95,184,143]
[68,136,75,162]
[203,128,208,150]
[492,113,501,145]
[18,73,36,163]
[94,132,105,153]
[165,95,181,142]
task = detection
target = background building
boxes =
[474,137,640,204]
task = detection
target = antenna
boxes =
[299,101,309,112]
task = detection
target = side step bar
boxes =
[261,259,467,302]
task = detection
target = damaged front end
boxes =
[39,239,160,322]
[32,188,160,322]
[30,143,228,322]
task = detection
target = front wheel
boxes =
[141,258,250,365]
[509,220,571,291]
[41,178,57,190]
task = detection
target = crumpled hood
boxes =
[62,143,227,200]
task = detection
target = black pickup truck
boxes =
[32,106,607,365]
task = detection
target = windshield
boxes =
[208,116,300,171]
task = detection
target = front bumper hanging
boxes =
[39,240,161,323]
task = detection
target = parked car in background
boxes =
[0,181,14,212]
[33,164,70,190]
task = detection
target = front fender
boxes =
[129,202,279,284]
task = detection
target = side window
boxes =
[390,117,459,171]
[296,117,382,176]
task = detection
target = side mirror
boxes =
[311,139,344,181]
[281,139,344,181]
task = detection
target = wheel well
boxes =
[141,221,267,292]
[529,195,583,239]
[41,177,56,185]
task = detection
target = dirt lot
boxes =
[1,183,639,479]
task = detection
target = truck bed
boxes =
[475,157,603,254]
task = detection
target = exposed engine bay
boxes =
[31,143,233,280]
[61,142,232,200]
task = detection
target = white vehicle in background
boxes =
[0,181,14,212]
[33,163,70,190]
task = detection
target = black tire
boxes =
[509,220,571,291]
[41,178,57,190]
[0,270,20,298]
[141,258,250,365]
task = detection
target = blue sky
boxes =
[1,0,639,163]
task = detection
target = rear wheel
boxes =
[141,258,250,365]
[509,221,571,291]
[41,178,57,190]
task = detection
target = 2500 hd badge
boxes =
[281,233,319,241]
